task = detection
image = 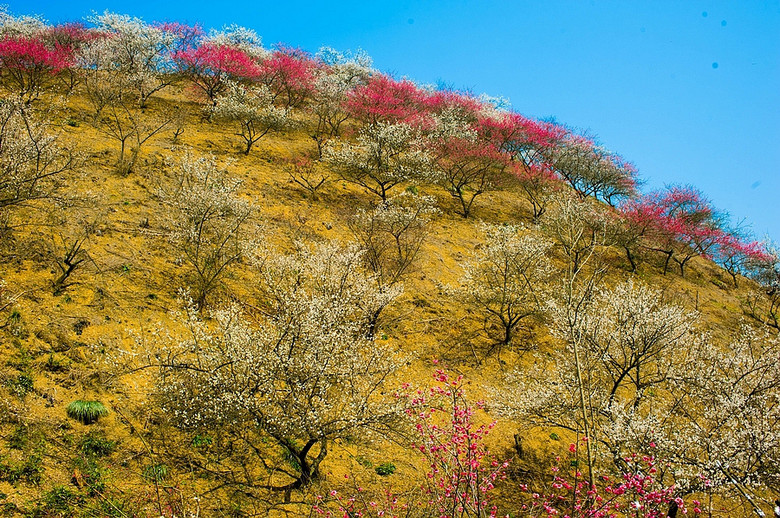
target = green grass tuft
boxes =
[375,462,396,476]
[66,400,108,425]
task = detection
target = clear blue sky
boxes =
[9,0,780,242]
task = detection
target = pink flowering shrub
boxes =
[258,45,319,109]
[430,135,509,217]
[618,186,729,276]
[477,112,564,158]
[311,368,509,518]
[174,42,263,105]
[525,442,695,518]
[0,34,72,101]
[408,369,509,517]
[345,74,431,126]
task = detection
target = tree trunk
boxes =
[624,246,637,273]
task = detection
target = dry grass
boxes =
[0,81,765,516]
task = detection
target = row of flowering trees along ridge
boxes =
[1,8,780,517]
[0,9,773,279]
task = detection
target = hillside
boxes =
[0,11,779,518]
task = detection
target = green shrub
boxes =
[142,463,170,483]
[0,452,43,485]
[8,425,31,450]
[66,400,108,425]
[39,485,82,515]
[73,456,107,496]
[80,431,116,457]
[374,462,396,476]
[191,434,213,448]
[9,372,34,398]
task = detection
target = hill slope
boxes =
[0,11,778,518]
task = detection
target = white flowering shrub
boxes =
[79,17,176,172]
[459,224,553,351]
[212,80,291,154]
[159,151,252,308]
[493,280,775,496]
[325,122,435,201]
[309,47,373,156]
[670,326,780,493]
[349,191,438,289]
[84,12,176,108]
[206,24,267,60]
[579,280,698,409]
[542,192,611,273]
[154,241,404,498]
[0,8,47,37]
[0,99,74,226]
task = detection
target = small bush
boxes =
[375,462,396,476]
[73,319,90,336]
[73,456,107,496]
[191,434,212,448]
[80,431,116,457]
[0,452,43,485]
[142,463,170,483]
[39,485,83,515]
[8,425,30,450]
[66,400,108,425]
[9,373,33,397]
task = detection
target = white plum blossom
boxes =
[325,122,435,201]
[212,80,291,154]
[457,224,553,352]
[349,191,438,288]
[154,241,404,492]
[158,150,252,308]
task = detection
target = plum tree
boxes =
[0,99,74,226]
[152,242,403,501]
[212,80,290,154]
[459,224,553,352]
[325,122,434,201]
[158,151,252,308]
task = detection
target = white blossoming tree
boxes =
[0,99,74,227]
[153,241,404,501]
[669,327,780,502]
[541,192,611,274]
[158,151,252,309]
[309,47,373,157]
[458,224,553,352]
[495,279,776,515]
[325,121,435,201]
[212,80,291,154]
[349,191,438,289]
[84,12,177,108]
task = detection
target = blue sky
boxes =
[9,0,780,242]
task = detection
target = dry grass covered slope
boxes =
[0,11,778,518]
